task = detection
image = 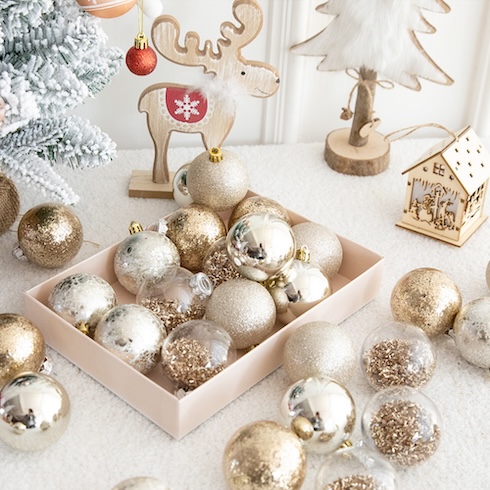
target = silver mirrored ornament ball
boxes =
[283,321,355,385]
[112,477,169,490]
[113,229,180,295]
[226,212,296,282]
[280,376,356,454]
[0,372,70,451]
[172,163,194,208]
[453,297,490,368]
[49,272,117,337]
[94,304,166,374]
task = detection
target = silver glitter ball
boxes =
[48,272,117,337]
[280,377,356,454]
[114,230,180,295]
[172,163,194,208]
[453,297,490,368]
[283,322,355,385]
[94,304,166,374]
[226,212,296,282]
[206,278,276,350]
[0,372,70,451]
[292,222,343,278]
[112,477,169,490]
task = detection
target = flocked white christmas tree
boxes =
[0,0,123,204]
[292,0,453,176]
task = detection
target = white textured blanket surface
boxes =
[0,140,488,490]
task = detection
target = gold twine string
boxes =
[384,123,458,143]
[341,68,395,121]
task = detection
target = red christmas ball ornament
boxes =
[126,33,157,76]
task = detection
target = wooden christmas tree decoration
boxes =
[131,0,280,198]
[397,127,490,246]
[291,0,453,176]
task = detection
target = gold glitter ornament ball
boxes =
[186,148,249,212]
[283,321,356,385]
[280,376,356,454]
[206,278,276,349]
[223,420,307,490]
[315,444,397,490]
[16,203,83,268]
[0,313,46,388]
[390,268,462,337]
[228,195,291,229]
[0,371,70,451]
[453,297,490,368]
[292,222,343,278]
[165,204,227,272]
[362,386,442,467]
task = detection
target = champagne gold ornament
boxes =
[228,195,291,229]
[114,225,180,295]
[390,268,462,337]
[201,237,241,287]
[112,477,169,490]
[0,173,20,235]
[292,222,343,278]
[453,297,490,368]
[15,203,83,268]
[165,204,227,272]
[283,321,355,385]
[223,420,307,490]
[0,313,46,388]
[186,148,249,212]
[76,0,138,18]
[49,273,117,337]
[172,163,194,208]
[94,304,166,374]
[0,372,70,451]
[227,212,296,282]
[206,278,276,350]
[280,376,356,454]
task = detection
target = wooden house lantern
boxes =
[397,127,490,246]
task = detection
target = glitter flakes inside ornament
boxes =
[161,319,235,392]
[201,237,241,287]
[362,386,441,467]
[361,321,436,390]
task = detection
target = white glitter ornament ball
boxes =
[172,163,193,208]
[292,222,343,278]
[206,278,276,349]
[283,321,355,385]
[49,273,117,337]
[112,477,169,490]
[453,297,490,368]
[186,148,249,212]
[280,376,356,454]
[94,304,166,374]
[114,230,180,295]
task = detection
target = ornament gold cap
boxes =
[129,221,143,235]
[77,322,90,336]
[134,32,149,50]
[296,245,311,262]
[209,147,223,163]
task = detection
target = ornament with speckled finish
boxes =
[201,237,241,287]
[292,222,343,278]
[390,267,462,337]
[15,203,83,268]
[94,304,166,374]
[283,321,355,385]
[112,477,169,490]
[49,273,117,337]
[223,420,306,490]
[0,313,46,387]
[165,204,227,272]
[280,376,356,454]
[453,297,490,368]
[206,277,276,350]
[186,148,249,212]
[226,212,296,282]
[172,163,194,208]
[228,195,291,229]
[0,372,70,451]
[114,230,180,295]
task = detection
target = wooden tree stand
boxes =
[324,128,390,176]
[128,170,175,199]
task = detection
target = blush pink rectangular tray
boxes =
[24,193,383,439]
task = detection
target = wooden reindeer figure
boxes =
[130,0,280,198]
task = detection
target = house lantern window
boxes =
[433,162,445,176]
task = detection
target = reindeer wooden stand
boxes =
[129,0,280,198]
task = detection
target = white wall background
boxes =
[73,0,490,150]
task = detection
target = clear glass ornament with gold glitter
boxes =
[361,321,436,391]
[136,266,213,333]
[160,319,236,393]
